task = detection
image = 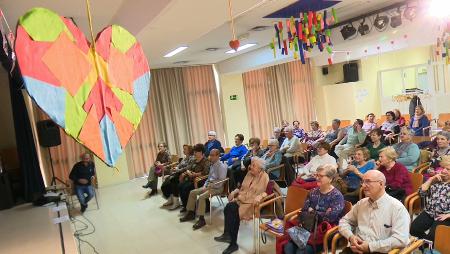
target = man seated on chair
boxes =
[69,153,96,213]
[280,126,300,185]
[338,170,410,254]
[179,149,227,230]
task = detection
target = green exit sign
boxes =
[230,95,238,100]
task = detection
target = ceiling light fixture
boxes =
[340,23,357,40]
[390,8,402,28]
[374,13,389,31]
[357,18,370,36]
[164,46,188,57]
[403,4,417,21]
[225,43,257,53]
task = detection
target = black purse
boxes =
[299,210,318,232]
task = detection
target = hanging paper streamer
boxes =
[269,8,337,65]
[435,21,450,64]
[15,7,151,167]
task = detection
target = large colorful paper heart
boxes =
[15,8,151,167]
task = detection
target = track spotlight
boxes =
[358,18,370,36]
[374,13,389,31]
[390,8,402,28]
[340,23,357,40]
[403,4,417,21]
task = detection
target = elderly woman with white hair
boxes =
[283,164,345,254]
[273,127,286,147]
[204,130,224,157]
[262,139,283,179]
[214,157,269,254]
[392,126,420,171]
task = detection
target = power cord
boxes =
[71,215,99,254]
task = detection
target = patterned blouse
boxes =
[302,187,345,225]
[293,127,306,140]
[304,130,325,146]
[430,147,450,169]
[419,181,450,219]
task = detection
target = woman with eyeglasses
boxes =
[377,147,413,201]
[283,164,345,254]
[393,127,420,172]
[410,156,450,242]
[142,142,171,197]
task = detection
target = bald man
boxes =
[339,170,410,254]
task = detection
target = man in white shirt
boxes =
[298,142,337,178]
[339,170,410,254]
[280,126,300,185]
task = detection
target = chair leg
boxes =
[209,195,212,225]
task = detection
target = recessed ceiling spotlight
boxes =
[225,43,257,54]
[249,26,271,32]
[205,48,219,52]
[164,46,188,57]
[374,13,389,31]
[390,8,402,28]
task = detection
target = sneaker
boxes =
[192,217,206,230]
[142,182,150,188]
[222,243,238,254]
[222,243,239,254]
[162,196,173,207]
[168,198,180,210]
[179,211,195,222]
[148,189,157,197]
[214,234,231,243]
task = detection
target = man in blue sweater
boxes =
[221,134,248,190]
[204,130,224,157]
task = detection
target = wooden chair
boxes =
[340,120,352,127]
[412,136,431,144]
[207,178,230,224]
[387,238,424,254]
[262,139,269,149]
[404,172,424,219]
[434,225,450,254]
[258,186,309,237]
[66,177,100,211]
[413,162,432,174]
[438,113,450,127]
[323,201,353,254]
[224,147,231,154]
[252,191,278,254]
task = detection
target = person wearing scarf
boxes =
[393,127,420,171]
[410,105,430,136]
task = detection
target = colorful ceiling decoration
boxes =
[264,0,340,18]
[15,8,151,167]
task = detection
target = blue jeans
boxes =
[284,241,321,254]
[75,185,95,206]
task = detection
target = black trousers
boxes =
[410,211,450,241]
[283,156,295,186]
[178,180,194,208]
[227,162,241,190]
[223,202,240,245]
[161,174,180,198]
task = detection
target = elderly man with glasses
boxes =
[339,170,410,254]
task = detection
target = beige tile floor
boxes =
[70,178,276,254]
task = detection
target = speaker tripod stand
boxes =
[48,147,67,187]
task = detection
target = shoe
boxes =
[192,217,206,230]
[222,243,238,254]
[148,189,157,197]
[142,183,150,188]
[179,211,195,222]
[162,195,173,207]
[214,234,231,243]
[179,207,187,213]
[80,204,87,213]
[168,197,180,210]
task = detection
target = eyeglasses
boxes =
[314,173,328,179]
[360,179,382,185]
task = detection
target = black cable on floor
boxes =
[71,215,99,253]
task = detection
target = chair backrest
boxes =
[343,201,352,215]
[412,136,431,144]
[224,147,231,154]
[419,150,432,165]
[409,172,423,193]
[435,225,450,253]
[262,139,269,149]
[340,120,351,128]
[438,113,450,127]
[171,154,179,163]
[285,186,309,215]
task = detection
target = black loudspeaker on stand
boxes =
[37,120,66,186]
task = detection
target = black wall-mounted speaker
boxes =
[322,67,328,75]
[37,120,61,148]
[343,63,359,83]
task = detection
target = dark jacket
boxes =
[204,139,224,157]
